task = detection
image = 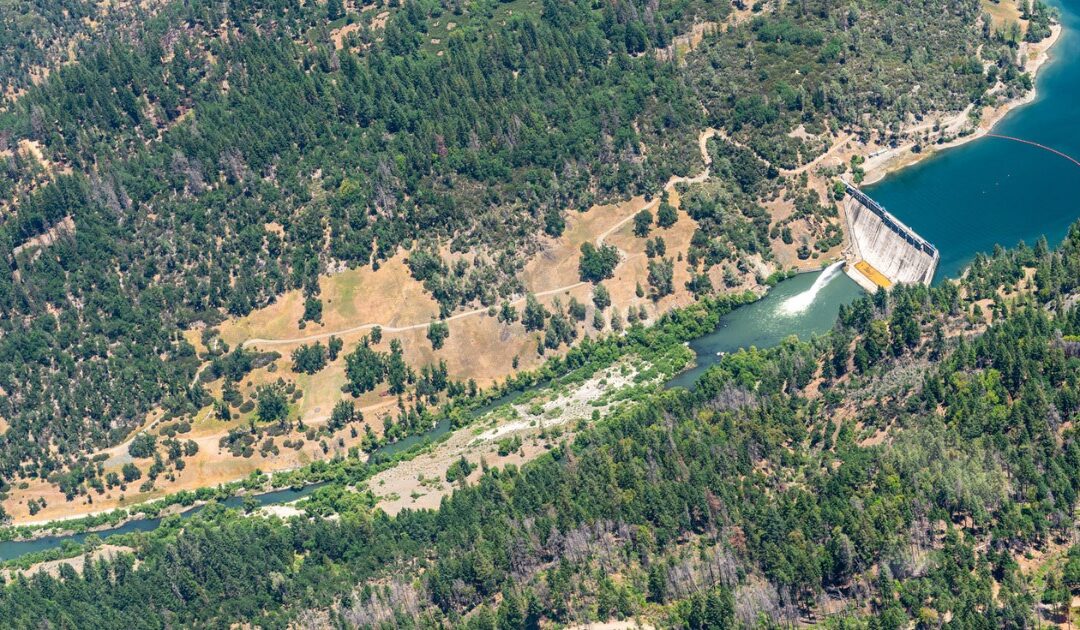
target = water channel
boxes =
[2,0,1077,563]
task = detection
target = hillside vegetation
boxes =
[0,0,1045,513]
[3,218,1080,626]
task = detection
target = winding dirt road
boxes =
[242,122,860,351]
[242,281,590,347]
[242,130,719,349]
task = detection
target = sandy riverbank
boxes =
[862,23,1062,185]
[2,16,1061,537]
[367,360,647,516]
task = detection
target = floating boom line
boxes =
[985,133,1080,169]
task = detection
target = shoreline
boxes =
[0,477,313,546]
[1,18,1065,542]
[2,291,754,550]
[861,22,1062,186]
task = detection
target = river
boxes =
[2,1,1076,564]
[0,387,544,562]
[0,484,324,563]
[666,264,863,389]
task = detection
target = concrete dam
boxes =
[842,183,938,292]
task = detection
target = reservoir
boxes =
[675,0,1079,381]
[677,0,1080,383]
[866,0,1080,280]
[1,0,1076,564]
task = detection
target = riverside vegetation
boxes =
[0,0,1050,505]
[5,220,1080,626]
[0,0,1068,625]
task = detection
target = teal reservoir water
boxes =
[4,1,1076,565]
[669,0,1080,385]
[865,0,1080,280]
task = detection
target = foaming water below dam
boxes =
[667,268,864,389]
[778,262,845,315]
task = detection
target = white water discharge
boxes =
[778,262,845,316]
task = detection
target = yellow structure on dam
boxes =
[842,183,938,292]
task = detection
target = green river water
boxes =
[2,1,1077,562]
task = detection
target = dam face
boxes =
[842,183,938,292]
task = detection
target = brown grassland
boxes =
[3,131,800,523]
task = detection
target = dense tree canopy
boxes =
[0,0,1062,623]
[0,0,1030,487]
[5,223,1080,626]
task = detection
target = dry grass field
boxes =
[218,256,441,347]
[982,0,1024,31]
[3,129,801,525]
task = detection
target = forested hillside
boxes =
[0,0,169,102]
[0,0,1033,502]
[4,215,1080,626]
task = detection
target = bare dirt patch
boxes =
[982,0,1023,31]
[218,254,440,347]
[331,22,363,49]
[654,6,753,61]
[367,360,646,515]
[13,139,69,178]
[371,11,390,29]
[566,622,655,630]
[12,215,75,259]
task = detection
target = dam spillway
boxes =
[842,183,938,292]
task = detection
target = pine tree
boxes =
[327,0,344,21]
